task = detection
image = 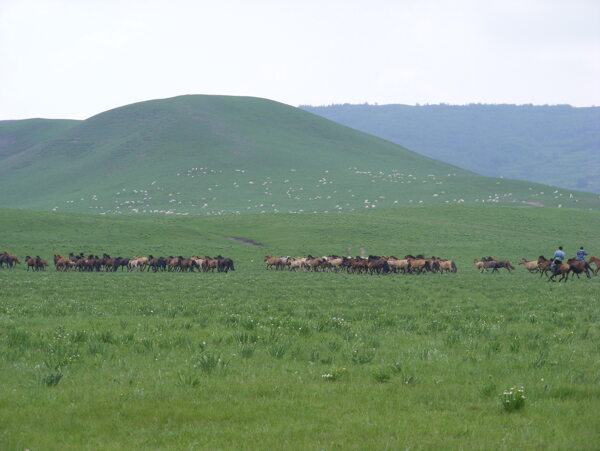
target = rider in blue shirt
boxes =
[576,247,588,261]
[550,246,565,274]
[552,246,565,261]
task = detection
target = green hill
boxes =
[1,96,599,214]
[301,103,600,193]
[0,118,78,159]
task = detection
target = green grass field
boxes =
[1,205,599,449]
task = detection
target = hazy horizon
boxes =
[2,0,599,120]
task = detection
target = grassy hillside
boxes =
[1,206,599,449]
[0,118,78,159]
[2,95,599,215]
[301,103,600,193]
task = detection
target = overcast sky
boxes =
[1,0,599,120]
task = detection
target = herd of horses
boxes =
[473,255,599,282]
[517,255,600,282]
[263,255,458,274]
[0,251,234,273]
[3,250,599,281]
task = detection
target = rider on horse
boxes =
[551,246,565,274]
[576,246,588,261]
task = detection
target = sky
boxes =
[1,0,599,120]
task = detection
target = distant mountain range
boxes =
[1,95,598,215]
[301,104,600,193]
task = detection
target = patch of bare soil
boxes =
[227,236,265,246]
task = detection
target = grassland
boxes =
[1,205,599,449]
[2,95,599,216]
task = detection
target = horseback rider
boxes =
[576,246,588,261]
[550,246,565,274]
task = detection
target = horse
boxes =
[148,256,167,272]
[474,258,503,273]
[1,251,20,269]
[202,256,219,272]
[437,259,457,273]
[473,258,487,273]
[35,256,48,271]
[264,256,284,270]
[305,256,326,272]
[518,258,539,273]
[367,256,389,274]
[405,255,429,274]
[324,256,344,272]
[53,254,73,271]
[537,256,553,277]
[217,257,235,273]
[179,258,199,272]
[588,256,600,275]
[566,259,591,279]
[128,256,148,271]
[288,257,307,271]
[483,256,514,272]
[24,256,37,271]
[387,257,410,273]
[346,257,368,274]
[548,260,571,282]
[190,256,206,271]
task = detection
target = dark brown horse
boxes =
[35,256,48,271]
[567,259,591,279]
[217,257,235,273]
[24,256,37,271]
[367,256,389,274]
[0,251,20,269]
[345,257,368,274]
[483,256,515,272]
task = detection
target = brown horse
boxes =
[537,256,553,277]
[179,258,198,272]
[53,254,74,271]
[264,256,284,270]
[405,255,429,274]
[548,261,571,282]
[518,258,539,273]
[589,256,600,275]
[305,256,325,272]
[54,254,69,271]
[567,259,591,279]
[203,256,219,272]
[24,256,37,271]
[346,257,368,274]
